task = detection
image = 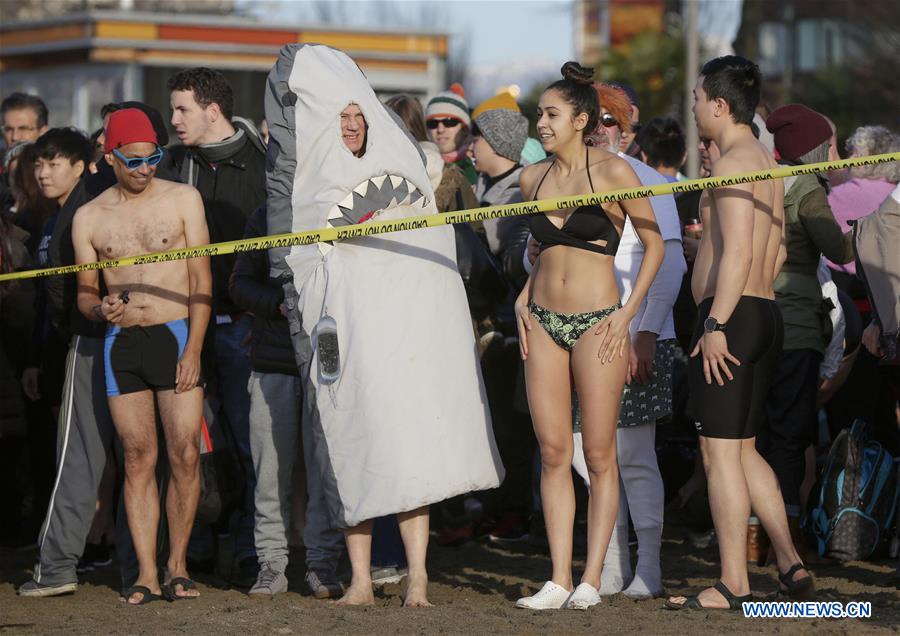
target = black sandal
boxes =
[664,580,752,611]
[162,577,198,602]
[123,585,162,605]
[778,563,815,599]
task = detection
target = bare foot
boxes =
[403,574,432,607]
[334,581,374,606]
[666,585,742,610]
[125,580,162,605]
[163,568,200,600]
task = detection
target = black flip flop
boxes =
[123,585,162,605]
[778,562,815,599]
[664,580,752,611]
[162,577,198,602]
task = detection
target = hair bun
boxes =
[561,61,594,85]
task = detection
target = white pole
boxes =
[685,0,699,178]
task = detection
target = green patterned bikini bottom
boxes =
[529,301,621,351]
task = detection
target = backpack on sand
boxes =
[807,419,899,560]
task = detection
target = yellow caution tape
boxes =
[1,151,897,282]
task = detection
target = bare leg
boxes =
[397,506,431,607]
[669,436,750,609]
[109,390,161,604]
[336,520,375,605]
[571,331,628,590]
[524,322,576,591]
[740,438,808,582]
[157,387,203,598]
[705,437,750,605]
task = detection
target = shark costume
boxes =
[264,44,504,530]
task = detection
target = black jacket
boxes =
[229,206,298,376]
[45,180,105,339]
[172,122,267,317]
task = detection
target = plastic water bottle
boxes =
[316,314,340,384]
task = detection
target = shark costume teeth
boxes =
[264,43,504,529]
[328,174,426,227]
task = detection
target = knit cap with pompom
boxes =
[426,83,471,127]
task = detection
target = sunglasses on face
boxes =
[426,118,461,130]
[112,147,163,170]
[599,113,618,128]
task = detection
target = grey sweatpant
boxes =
[249,371,342,572]
[34,335,114,585]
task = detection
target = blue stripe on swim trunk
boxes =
[104,325,122,397]
[165,318,189,358]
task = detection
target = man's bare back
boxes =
[692,136,785,305]
[75,179,205,327]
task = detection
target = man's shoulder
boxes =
[715,138,773,175]
[150,179,200,205]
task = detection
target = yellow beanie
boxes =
[472,92,520,121]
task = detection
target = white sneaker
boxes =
[565,582,601,610]
[515,581,572,610]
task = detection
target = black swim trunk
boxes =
[687,296,783,439]
[104,318,201,397]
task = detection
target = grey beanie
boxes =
[475,109,528,162]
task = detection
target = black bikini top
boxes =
[529,147,620,256]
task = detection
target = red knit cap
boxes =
[104,108,158,153]
[765,104,832,161]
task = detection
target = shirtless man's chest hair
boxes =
[76,179,205,327]
[691,138,785,305]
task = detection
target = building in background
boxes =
[737,0,898,130]
[0,10,448,133]
[575,0,666,62]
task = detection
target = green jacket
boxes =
[774,173,855,353]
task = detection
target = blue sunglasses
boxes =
[112,147,163,170]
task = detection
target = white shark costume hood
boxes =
[265,44,503,529]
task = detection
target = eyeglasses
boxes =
[631,123,642,134]
[112,147,163,170]
[426,118,462,130]
[599,113,618,128]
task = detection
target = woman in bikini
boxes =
[514,62,664,610]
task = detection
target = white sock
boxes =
[624,526,663,598]
[600,523,631,595]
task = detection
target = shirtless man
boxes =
[666,56,813,611]
[72,108,212,604]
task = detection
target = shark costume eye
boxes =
[326,174,429,227]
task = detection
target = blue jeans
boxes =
[189,316,256,563]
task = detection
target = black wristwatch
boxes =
[704,316,727,334]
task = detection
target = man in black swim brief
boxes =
[70,108,212,605]
[665,57,813,612]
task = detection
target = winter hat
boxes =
[104,108,158,153]
[471,91,520,121]
[426,83,470,127]
[119,101,170,147]
[474,109,528,162]
[766,104,832,162]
